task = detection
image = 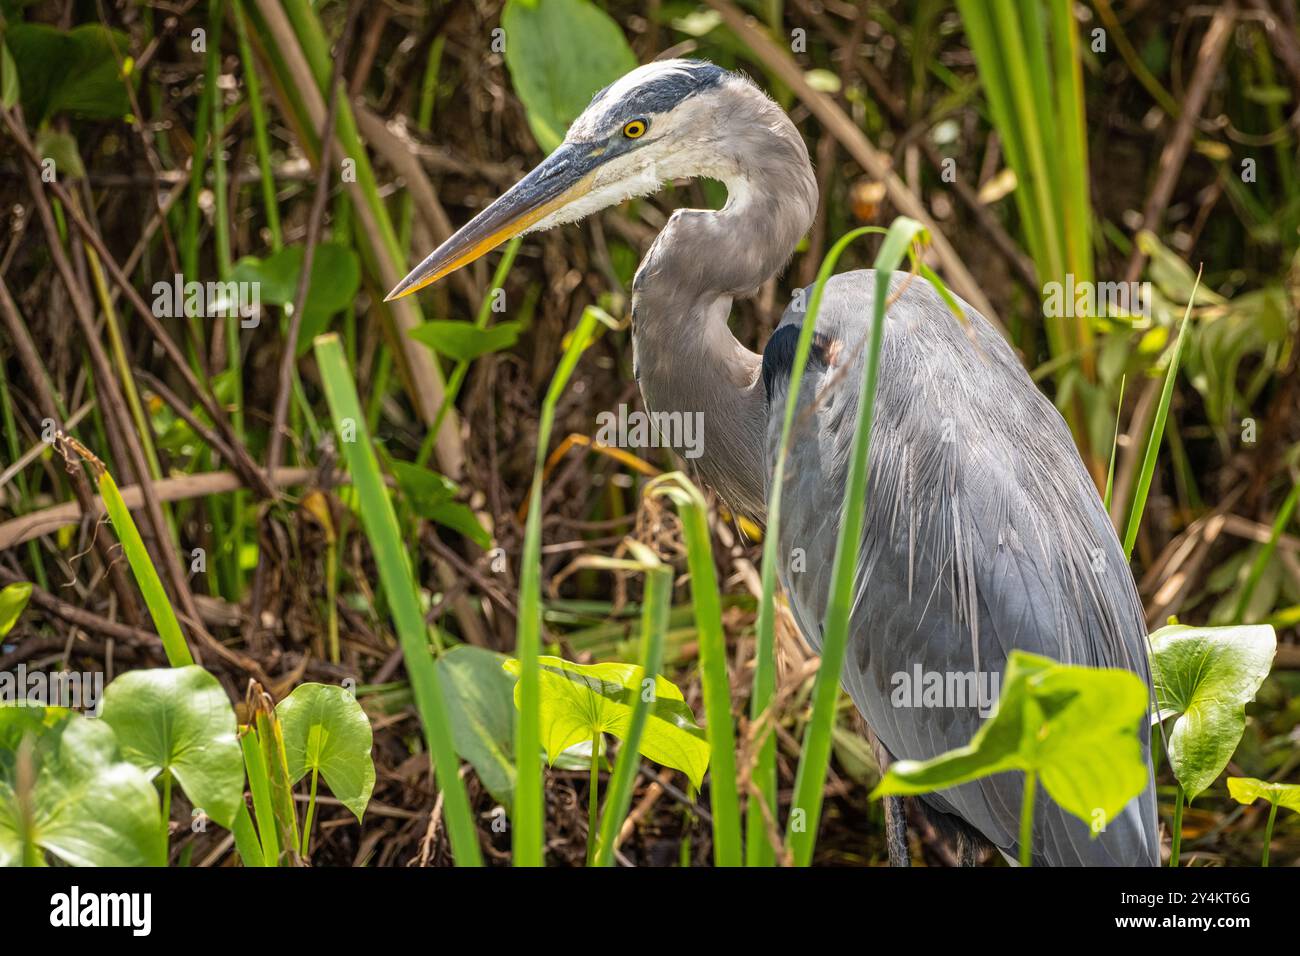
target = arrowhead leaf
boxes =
[5,24,132,123]
[438,646,517,811]
[100,665,244,828]
[408,320,523,363]
[872,651,1150,830]
[1227,776,1300,813]
[229,243,360,352]
[0,582,32,637]
[390,461,491,548]
[500,0,638,153]
[276,683,375,822]
[0,707,164,866]
[503,656,709,790]
[1150,624,1276,800]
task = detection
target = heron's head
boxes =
[386,59,753,300]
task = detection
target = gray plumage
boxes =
[391,59,1160,865]
[625,63,1158,866]
[766,272,1158,865]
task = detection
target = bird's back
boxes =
[762,270,1159,865]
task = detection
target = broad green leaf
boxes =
[554,736,608,771]
[390,461,491,548]
[229,243,360,353]
[1150,624,1276,800]
[1137,231,1227,307]
[0,709,164,866]
[438,646,517,811]
[1,42,18,110]
[1227,776,1300,813]
[503,655,708,789]
[33,129,85,181]
[1185,287,1290,430]
[872,651,1150,829]
[5,24,132,123]
[0,703,63,750]
[408,320,523,362]
[390,460,459,510]
[0,582,32,637]
[100,666,244,828]
[276,683,375,822]
[501,0,638,152]
[424,501,491,549]
[831,722,880,786]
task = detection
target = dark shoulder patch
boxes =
[761,324,832,404]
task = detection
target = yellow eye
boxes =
[622,119,647,139]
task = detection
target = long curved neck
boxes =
[630,104,817,520]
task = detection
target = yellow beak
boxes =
[385,143,601,301]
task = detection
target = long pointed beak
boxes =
[385,142,603,301]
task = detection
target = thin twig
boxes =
[0,468,325,551]
[0,276,142,622]
[1121,2,1236,284]
[0,104,275,499]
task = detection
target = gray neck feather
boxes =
[629,83,817,520]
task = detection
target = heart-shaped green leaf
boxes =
[100,665,244,828]
[1,42,18,111]
[229,243,360,352]
[0,582,32,637]
[1227,776,1300,813]
[34,129,85,181]
[390,460,458,509]
[276,683,375,822]
[0,707,164,866]
[872,651,1151,829]
[408,320,523,363]
[501,0,638,152]
[554,736,609,771]
[1150,623,1276,800]
[390,461,491,548]
[503,656,709,789]
[438,646,517,811]
[423,501,491,549]
[5,24,131,123]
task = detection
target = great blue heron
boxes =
[388,60,1159,866]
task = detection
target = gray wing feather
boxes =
[765,271,1159,865]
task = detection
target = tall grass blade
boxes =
[96,469,194,668]
[230,803,267,867]
[591,563,670,867]
[748,225,882,866]
[1122,274,1199,559]
[651,474,743,865]
[313,333,482,865]
[1104,374,1126,512]
[786,217,929,866]
[955,0,1098,459]
[239,728,280,866]
[232,0,282,251]
[513,306,610,865]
